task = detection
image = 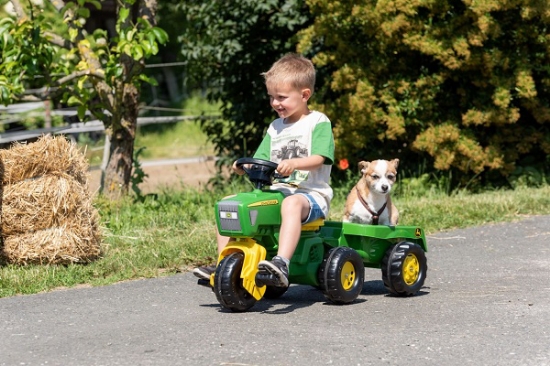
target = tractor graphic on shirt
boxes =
[273,139,308,160]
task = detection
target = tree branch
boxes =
[48,0,65,12]
[139,0,158,26]
[48,0,76,26]
[76,41,114,111]
[57,70,105,85]
[43,31,73,49]
[9,0,27,20]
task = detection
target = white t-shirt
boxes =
[253,110,334,212]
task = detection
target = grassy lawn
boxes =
[1,180,550,298]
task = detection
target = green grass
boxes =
[2,181,550,298]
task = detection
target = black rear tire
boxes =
[318,247,364,304]
[381,241,427,296]
[213,252,257,312]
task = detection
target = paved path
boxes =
[1,216,549,366]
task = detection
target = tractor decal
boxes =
[248,200,279,207]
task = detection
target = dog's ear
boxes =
[358,161,370,175]
[390,159,399,169]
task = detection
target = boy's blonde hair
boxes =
[262,53,316,94]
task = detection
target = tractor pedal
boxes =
[197,278,212,288]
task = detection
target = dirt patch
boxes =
[88,158,219,195]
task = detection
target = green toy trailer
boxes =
[204,158,427,312]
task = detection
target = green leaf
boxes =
[77,105,87,120]
[114,65,123,78]
[132,45,143,60]
[126,29,136,42]
[119,8,130,23]
[139,74,157,86]
[69,28,78,42]
[151,27,169,44]
[77,76,87,90]
[67,96,80,106]
[141,39,152,54]
[77,7,90,19]
[88,0,101,10]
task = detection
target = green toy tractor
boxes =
[203,158,428,312]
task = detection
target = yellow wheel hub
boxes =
[402,253,420,285]
[340,261,356,290]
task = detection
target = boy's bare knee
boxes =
[282,195,308,208]
[282,195,310,219]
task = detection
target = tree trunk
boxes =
[101,82,140,200]
[99,0,157,199]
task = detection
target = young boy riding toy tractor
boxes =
[198,157,428,312]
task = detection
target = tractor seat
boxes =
[301,218,325,231]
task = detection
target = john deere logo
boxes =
[248,200,279,207]
[220,211,238,220]
[415,228,422,237]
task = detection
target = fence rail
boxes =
[0,114,218,144]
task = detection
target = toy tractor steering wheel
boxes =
[235,157,279,189]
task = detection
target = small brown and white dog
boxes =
[343,159,399,226]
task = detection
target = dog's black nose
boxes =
[381,184,388,192]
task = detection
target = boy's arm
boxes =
[277,155,325,177]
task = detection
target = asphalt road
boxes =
[1,216,549,366]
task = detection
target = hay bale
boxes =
[1,174,92,236]
[1,221,102,265]
[0,134,89,185]
[0,134,103,265]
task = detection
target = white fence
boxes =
[0,101,218,144]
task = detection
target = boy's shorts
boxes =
[295,192,328,224]
[270,184,330,224]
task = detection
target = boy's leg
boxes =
[257,194,310,287]
[277,194,311,259]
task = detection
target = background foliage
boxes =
[177,0,312,167]
[299,0,550,187]
[2,0,550,191]
[176,0,550,189]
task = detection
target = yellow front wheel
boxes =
[213,253,257,312]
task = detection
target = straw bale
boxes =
[1,174,93,236]
[0,134,89,185]
[0,134,103,265]
[0,216,102,265]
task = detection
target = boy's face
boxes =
[266,82,311,123]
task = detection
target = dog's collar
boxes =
[356,187,387,225]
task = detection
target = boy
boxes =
[194,53,334,287]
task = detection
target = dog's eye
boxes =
[371,174,379,179]
[387,174,395,180]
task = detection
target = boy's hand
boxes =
[232,161,246,175]
[277,155,325,176]
[277,159,298,176]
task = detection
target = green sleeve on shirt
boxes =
[311,121,335,165]
[253,133,272,160]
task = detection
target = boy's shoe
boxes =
[193,265,216,280]
[257,256,289,288]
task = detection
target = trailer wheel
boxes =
[263,285,288,299]
[381,241,427,296]
[213,252,256,312]
[318,247,364,304]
